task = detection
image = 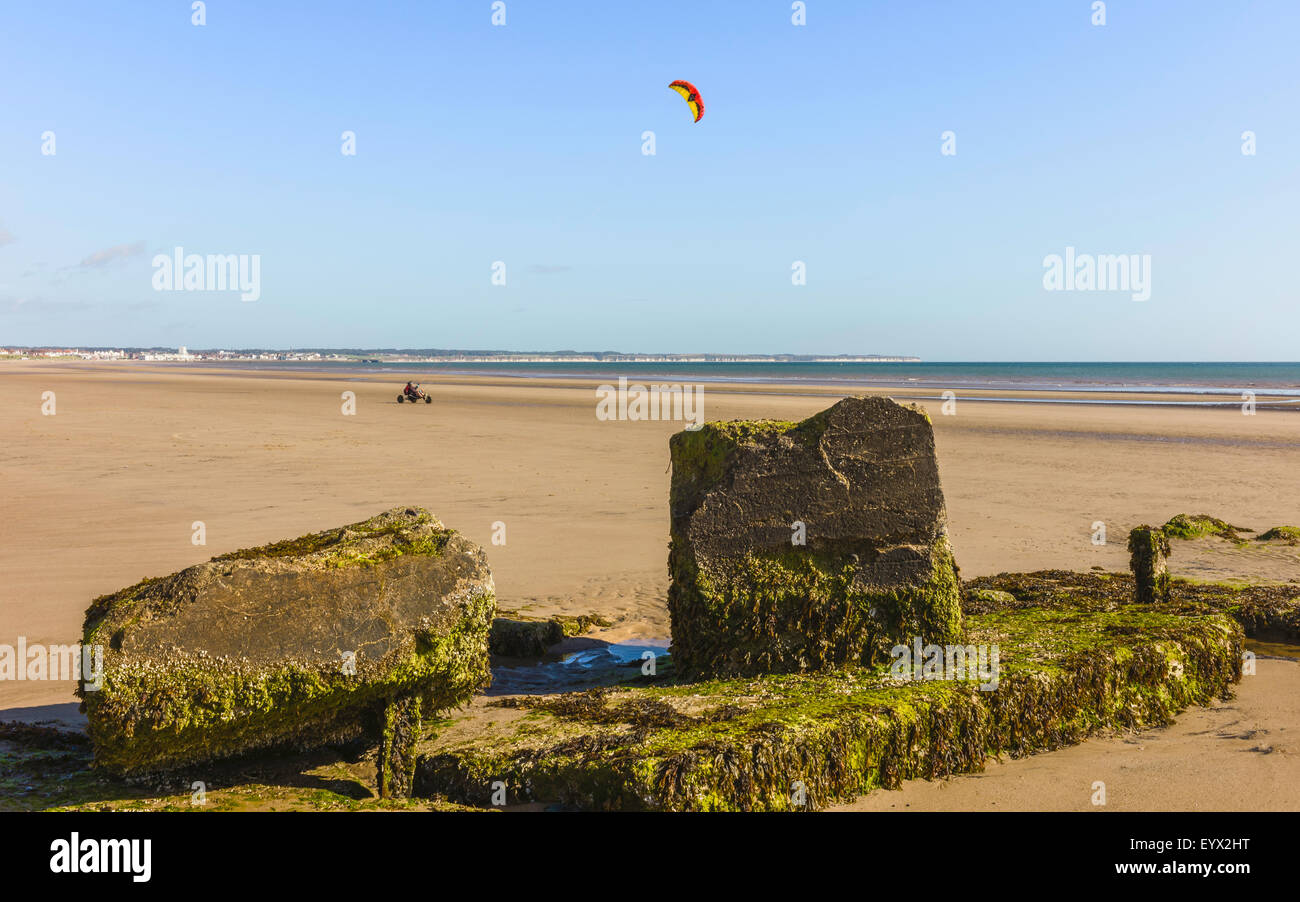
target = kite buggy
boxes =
[398,382,432,404]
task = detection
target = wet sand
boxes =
[2,360,1298,809]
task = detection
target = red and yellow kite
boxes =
[669,80,704,123]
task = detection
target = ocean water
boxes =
[227,360,1300,398]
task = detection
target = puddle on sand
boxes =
[486,635,1300,695]
[1244,638,1300,661]
[487,637,670,695]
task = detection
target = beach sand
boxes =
[832,654,1300,812]
[2,360,1298,808]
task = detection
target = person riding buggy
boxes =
[398,381,432,403]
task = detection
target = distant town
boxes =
[1,347,921,364]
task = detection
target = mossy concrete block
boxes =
[668,396,963,677]
[1129,526,1172,605]
[414,606,1242,811]
[78,507,495,793]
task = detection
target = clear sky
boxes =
[1,0,1296,359]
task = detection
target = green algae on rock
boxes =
[78,507,494,796]
[1161,513,1250,544]
[1128,526,1172,604]
[489,611,613,657]
[966,588,1016,608]
[1256,526,1300,546]
[667,397,964,678]
[0,721,484,813]
[965,569,1300,642]
[413,605,1241,811]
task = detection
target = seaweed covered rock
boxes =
[967,588,1016,609]
[490,617,567,657]
[489,611,613,657]
[415,606,1242,811]
[1256,526,1300,546]
[1161,513,1249,543]
[965,569,1300,642]
[1129,526,1172,605]
[78,507,495,796]
[668,396,963,677]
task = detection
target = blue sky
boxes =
[1,0,1296,359]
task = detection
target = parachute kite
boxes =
[669,80,704,123]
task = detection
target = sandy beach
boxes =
[2,360,1298,808]
[831,654,1300,812]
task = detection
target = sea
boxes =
[214,360,1300,407]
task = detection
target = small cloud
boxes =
[528,264,572,275]
[76,241,146,269]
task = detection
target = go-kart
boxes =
[397,383,432,404]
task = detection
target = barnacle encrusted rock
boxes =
[667,396,964,677]
[77,507,494,796]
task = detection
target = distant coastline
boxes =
[13,353,1298,407]
[0,346,920,364]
